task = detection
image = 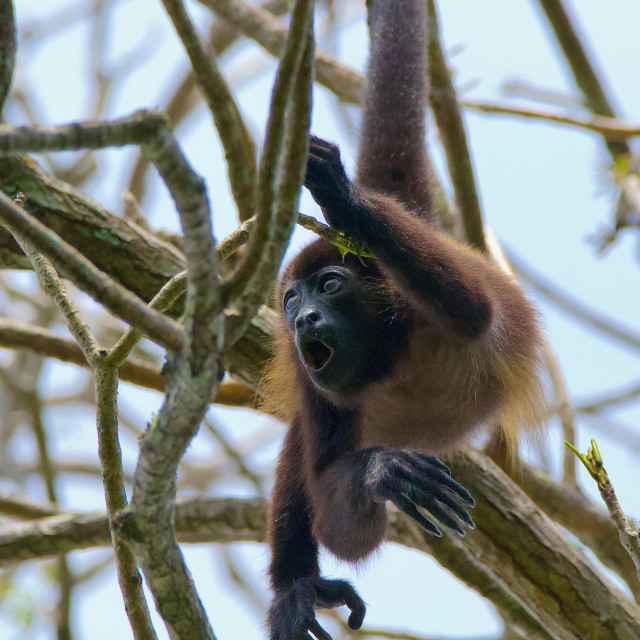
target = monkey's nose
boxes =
[296,309,321,329]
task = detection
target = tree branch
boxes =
[161,0,257,222]
[461,98,640,141]
[535,0,630,160]
[508,249,640,352]
[5,465,640,640]
[197,0,361,104]
[0,190,184,351]
[222,0,313,334]
[426,0,486,252]
[0,0,16,116]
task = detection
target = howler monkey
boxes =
[265,1,546,638]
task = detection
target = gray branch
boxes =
[0,0,15,116]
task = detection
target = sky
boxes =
[2,0,640,638]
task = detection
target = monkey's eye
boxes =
[284,292,300,312]
[321,277,342,294]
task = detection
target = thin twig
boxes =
[202,417,263,495]
[0,493,67,520]
[541,344,576,485]
[197,0,362,104]
[25,387,74,640]
[426,0,486,252]
[0,190,184,351]
[161,0,257,222]
[461,98,640,142]
[575,380,640,415]
[128,0,289,204]
[535,0,629,160]
[108,270,187,367]
[508,249,640,352]
[222,0,313,345]
[0,0,16,116]
[94,359,158,640]
[10,196,157,639]
[565,439,640,581]
[10,194,100,362]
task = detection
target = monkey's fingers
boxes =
[397,482,467,535]
[411,452,452,475]
[413,464,475,508]
[411,471,476,512]
[391,493,442,537]
[309,135,341,158]
[408,476,476,530]
[438,489,476,528]
[343,588,366,630]
[315,579,366,630]
[405,461,475,510]
[418,496,468,536]
[308,619,333,640]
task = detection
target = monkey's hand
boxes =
[365,449,475,537]
[304,136,357,236]
[268,575,366,640]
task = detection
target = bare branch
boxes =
[9,197,101,364]
[541,344,577,485]
[94,361,158,640]
[109,271,187,367]
[223,0,313,345]
[496,458,640,601]
[0,493,67,520]
[566,439,640,582]
[6,459,640,639]
[0,189,185,352]
[0,318,258,407]
[426,0,486,252]
[445,450,640,638]
[161,0,257,222]
[9,196,157,638]
[461,98,640,141]
[508,249,640,353]
[114,98,224,640]
[0,0,16,116]
[535,0,629,160]
[0,497,266,567]
[575,380,640,415]
[197,0,362,104]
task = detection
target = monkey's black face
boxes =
[282,266,380,392]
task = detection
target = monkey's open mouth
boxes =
[302,340,335,371]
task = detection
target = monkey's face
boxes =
[282,266,377,392]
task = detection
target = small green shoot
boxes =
[564,438,607,485]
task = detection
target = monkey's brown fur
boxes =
[265,1,547,637]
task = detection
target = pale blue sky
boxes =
[3,0,640,638]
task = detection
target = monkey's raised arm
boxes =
[305,137,493,339]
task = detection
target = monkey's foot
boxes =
[268,576,365,640]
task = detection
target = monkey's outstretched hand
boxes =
[304,136,357,236]
[268,575,365,640]
[365,449,476,537]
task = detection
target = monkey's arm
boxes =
[305,137,493,338]
[268,419,365,640]
[309,447,475,563]
[301,398,474,558]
